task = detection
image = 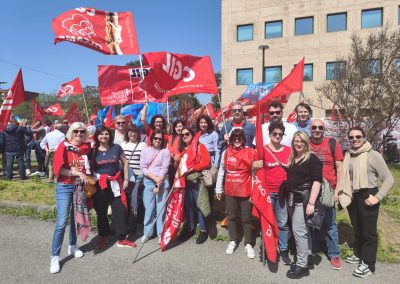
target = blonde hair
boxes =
[288,131,311,165]
[65,122,88,142]
[114,114,126,121]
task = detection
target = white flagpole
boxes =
[138,54,148,100]
[81,93,90,123]
[217,94,228,135]
[166,99,170,126]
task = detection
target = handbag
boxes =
[319,177,335,207]
[301,189,325,230]
[72,153,97,198]
[202,162,218,187]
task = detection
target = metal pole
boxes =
[81,93,90,123]
[133,187,176,263]
[262,48,265,83]
[216,94,228,135]
[138,54,148,100]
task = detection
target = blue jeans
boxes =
[270,192,289,251]
[143,177,169,237]
[51,183,76,256]
[5,151,25,179]
[311,206,340,258]
[34,141,45,172]
[185,181,206,232]
[24,143,33,170]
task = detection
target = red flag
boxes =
[330,104,336,121]
[205,103,216,119]
[287,110,297,123]
[104,106,114,128]
[64,102,83,123]
[89,106,98,121]
[52,8,140,55]
[161,132,201,250]
[251,101,279,263]
[57,77,83,98]
[0,69,25,130]
[44,103,64,116]
[141,52,218,100]
[98,65,163,106]
[32,99,46,122]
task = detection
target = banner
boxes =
[57,77,83,98]
[239,82,276,104]
[32,99,46,123]
[64,102,82,123]
[141,52,218,100]
[0,69,25,130]
[52,7,140,55]
[44,103,64,116]
[98,65,163,106]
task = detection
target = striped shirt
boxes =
[121,141,147,176]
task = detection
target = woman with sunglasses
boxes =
[196,114,220,166]
[263,122,291,264]
[215,129,256,258]
[168,120,184,186]
[141,101,169,145]
[114,115,128,145]
[284,131,322,279]
[92,126,135,250]
[178,127,211,244]
[338,127,394,278]
[139,130,171,243]
[50,122,92,274]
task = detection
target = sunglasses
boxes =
[116,121,126,125]
[269,111,281,116]
[232,136,242,141]
[232,109,243,113]
[182,132,192,137]
[73,130,85,134]
[311,125,324,130]
[63,122,69,125]
[348,135,363,140]
[271,132,284,138]
[153,137,163,141]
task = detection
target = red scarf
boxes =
[98,171,127,208]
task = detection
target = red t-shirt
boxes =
[264,145,291,193]
[310,137,343,188]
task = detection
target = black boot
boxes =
[287,265,310,279]
[280,250,291,265]
[196,231,208,244]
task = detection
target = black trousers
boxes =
[225,195,253,246]
[93,182,128,240]
[347,187,380,272]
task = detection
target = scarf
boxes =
[338,141,371,208]
[73,178,91,241]
[96,171,128,208]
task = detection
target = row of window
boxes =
[237,7,388,41]
[236,59,398,85]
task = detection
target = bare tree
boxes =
[316,27,400,149]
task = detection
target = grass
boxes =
[0,207,57,221]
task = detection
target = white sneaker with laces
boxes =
[140,235,148,243]
[50,256,60,274]
[244,244,255,259]
[226,241,237,255]
[68,245,83,258]
[39,171,46,177]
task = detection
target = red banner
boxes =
[205,103,216,119]
[0,69,25,130]
[64,102,82,123]
[98,65,163,106]
[52,7,140,55]
[32,99,46,123]
[44,103,64,116]
[161,132,201,251]
[141,52,218,100]
[251,101,279,263]
[57,77,83,98]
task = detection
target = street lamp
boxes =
[258,44,269,83]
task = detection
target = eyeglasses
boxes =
[269,111,281,116]
[232,109,243,113]
[311,125,324,130]
[182,132,192,137]
[348,135,363,140]
[73,130,85,134]
[116,121,126,125]
[153,137,163,141]
[271,132,284,138]
[63,122,69,125]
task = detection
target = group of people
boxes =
[15,100,392,279]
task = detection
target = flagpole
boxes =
[138,54,148,100]
[166,99,171,129]
[216,94,228,135]
[81,93,90,123]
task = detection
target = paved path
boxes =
[0,215,398,284]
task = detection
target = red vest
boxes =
[224,147,255,197]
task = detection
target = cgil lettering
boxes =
[162,53,195,82]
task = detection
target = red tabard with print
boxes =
[264,145,291,193]
[224,147,255,197]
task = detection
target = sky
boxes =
[0,0,221,103]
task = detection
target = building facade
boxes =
[221,0,400,117]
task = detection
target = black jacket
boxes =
[4,125,29,153]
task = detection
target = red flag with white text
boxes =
[0,69,25,130]
[57,77,83,98]
[251,101,279,262]
[64,102,83,123]
[98,65,162,106]
[44,104,64,116]
[160,132,201,251]
[141,52,218,100]
[52,7,140,55]
[32,99,46,123]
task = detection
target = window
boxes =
[398,6,400,25]
[237,24,253,42]
[396,58,400,73]
[361,59,381,77]
[326,61,346,80]
[303,64,313,81]
[327,13,347,32]
[264,66,282,84]
[236,68,253,85]
[265,20,282,39]
[361,8,383,29]
[295,17,313,35]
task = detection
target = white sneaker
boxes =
[50,256,60,274]
[158,237,161,244]
[25,169,31,175]
[68,245,83,258]
[244,244,255,259]
[30,171,40,176]
[226,241,237,254]
[140,235,148,243]
[39,171,46,177]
